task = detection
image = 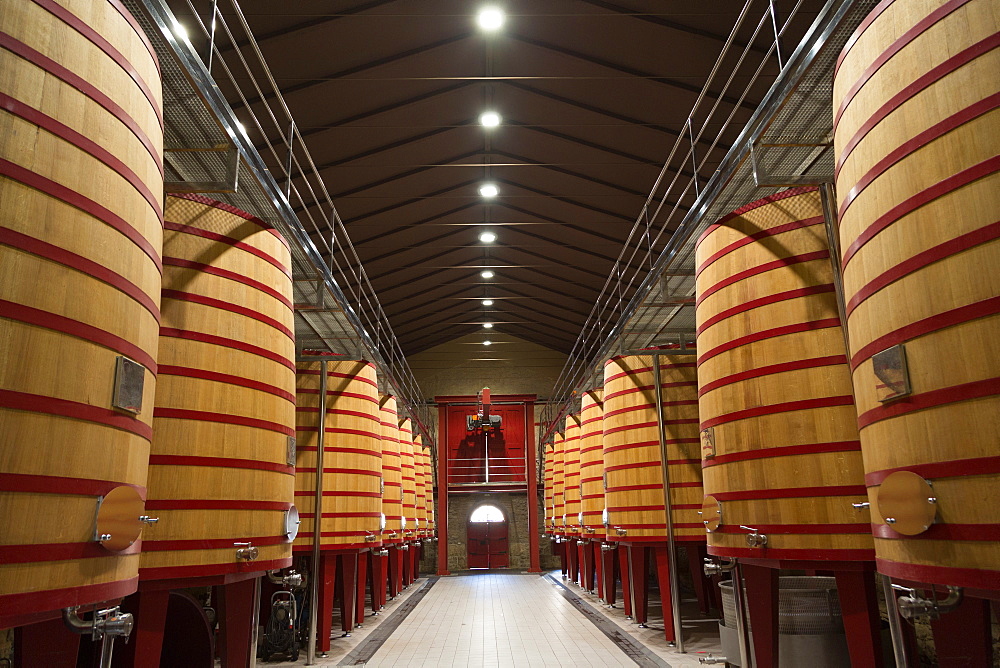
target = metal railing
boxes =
[130,0,434,443]
[541,0,873,445]
[448,457,527,486]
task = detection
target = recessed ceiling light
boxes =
[476,7,505,31]
[479,231,497,243]
[483,323,494,329]
[480,270,495,278]
[479,111,501,128]
[482,299,494,306]
[479,184,499,198]
[483,340,493,346]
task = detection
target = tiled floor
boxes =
[364,572,635,667]
[268,570,724,667]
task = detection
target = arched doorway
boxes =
[467,504,509,569]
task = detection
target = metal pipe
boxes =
[731,563,753,668]
[205,0,218,73]
[881,574,909,668]
[651,353,684,651]
[306,360,328,664]
[249,576,261,668]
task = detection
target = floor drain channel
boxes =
[340,576,440,666]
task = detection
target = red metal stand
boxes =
[216,577,258,668]
[12,616,82,668]
[338,552,357,635]
[619,544,632,617]
[930,595,993,667]
[316,553,337,653]
[116,589,170,667]
[526,402,542,573]
[579,540,595,590]
[742,563,779,668]
[566,539,580,584]
[593,541,604,599]
[627,545,649,625]
[601,544,618,606]
[558,540,568,576]
[387,546,402,598]
[835,570,885,668]
[355,550,369,626]
[371,549,387,610]
[652,545,676,643]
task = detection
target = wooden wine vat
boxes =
[399,418,417,541]
[603,355,703,542]
[834,0,1000,587]
[579,390,605,540]
[293,360,382,551]
[552,434,566,536]
[0,0,162,624]
[544,443,555,534]
[562,415,583,538]
[380,396,403,544]
[414,434,428,538]
[139,195,296,579]
[696,188,872,561]
[424,446,436,537]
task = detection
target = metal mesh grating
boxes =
[721,577,845,635]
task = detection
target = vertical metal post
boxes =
[768,0,785,69]
[881,573,909,668]
[205,0,219,73]
[248,576,261,668]
[732,563,753,668]
[484,432,490,483]
[652,354,684,651]
[306,360,328,665]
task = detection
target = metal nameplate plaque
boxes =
[286,436,297,466]
[112,356,144,414]
[872,344,911,402]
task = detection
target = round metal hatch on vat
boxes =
[602,507,609,527]
[284,505,300,541]
[701,495,723,532]
[876,470,937,535]
[95,486,146,551]
[380,512,387,530]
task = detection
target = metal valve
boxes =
[365,531,377,542]
[615,527,627,536]
[235,542,259,561]
[741,526,768,548]
[893,584,962,620]
[852,502,871,510]
[98,533,113,543]
[63,606,134,641]
[601,543,617,553]
[703,558,736,577]
[139,515,159,524]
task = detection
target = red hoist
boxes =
[467,388,502,483]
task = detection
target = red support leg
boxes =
[355,549,369,626]
[742,564,779,668]
[594,541,604,600]
[371,549,387,611]
[316,554,337,653]
[578,541,589,588]
[687,544,712,616]
[387,546,401,598]
[569,540,580,584]
[559,541,568,576]
[930,595,992,667]
[217,576,258,668]
[601,545,618,606]
[13,616,82,668]
[652,545,676,643]
[116,589,170,668]
[834,570,884,668]
[619,545,632,617]
[628,545,650,626]
[339,552,358,634]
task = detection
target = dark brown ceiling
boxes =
[173,0,819,354]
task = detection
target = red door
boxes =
[467,522,490,569]
[487,521,509,568]
[467,521,509,569]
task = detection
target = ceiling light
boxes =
[483,323,494,329]
[480,270,495,278]
[483,340,493,346]
[476,7,505,31]
[479,231,497,243]
[482,299,494,306]
[479,184,498,198]
[479,111,501,128]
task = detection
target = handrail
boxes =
[135,0,434,445]
[541,0,862,446]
